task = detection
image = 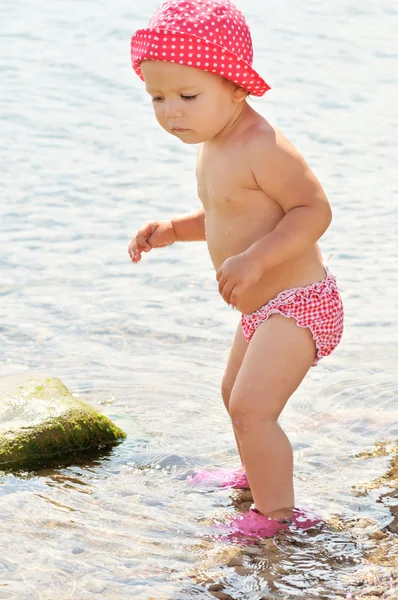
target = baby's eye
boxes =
[181,94,198,101]
[152,96,164,102]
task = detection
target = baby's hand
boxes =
[128,221,177,263]
[216,253,263,307]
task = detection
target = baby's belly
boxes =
[205,219,326,314]
[234,254,326,314]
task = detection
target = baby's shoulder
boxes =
[242,119,304,176]
[244,118,292,155]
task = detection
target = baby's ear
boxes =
[233,85,249,103]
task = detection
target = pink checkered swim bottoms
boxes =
[241,267,344,366]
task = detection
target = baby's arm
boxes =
[171,208,206,242]
[128,208,205,263]
[247,127,332,270]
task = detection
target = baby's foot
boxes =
[216,507,322,541]
[187,467,250,489]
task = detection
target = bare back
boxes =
[197,105,326,314]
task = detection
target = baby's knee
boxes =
[229,396,251,431]
[229,392,274,432]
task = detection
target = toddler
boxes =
[128,0,344,537]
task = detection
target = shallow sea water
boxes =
[1,0,397,598]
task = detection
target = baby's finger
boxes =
[135,223,155,249]
[128,248,140,263]
[128,240,137,256]
[229,287,239,308]
[128,239,142,262]
[217,272,227,296]
[221,281,235,305]
[135,232,151,251]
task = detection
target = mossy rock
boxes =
[0,372,126,472]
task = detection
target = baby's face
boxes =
[141,61,246,144]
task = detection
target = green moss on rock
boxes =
[0,372,126,472]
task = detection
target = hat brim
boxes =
[131,29,270,97]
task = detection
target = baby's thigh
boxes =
[221,320,248,410]
[230,314,316,421]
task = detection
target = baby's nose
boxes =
[164,100,183,119]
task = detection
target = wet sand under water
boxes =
[178,443,398,600]
[184,445,398,600]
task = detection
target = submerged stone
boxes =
[0,372,126,471]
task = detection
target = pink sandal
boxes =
[187,467,250,489]
[217,507,322,541]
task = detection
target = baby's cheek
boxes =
[153,105,162,119]
[201,101,218,122]
[154,110,167,128]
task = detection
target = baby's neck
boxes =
[209,102,257,145]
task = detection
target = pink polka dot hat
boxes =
[131,0,270,97]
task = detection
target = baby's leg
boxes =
[229,314,316,518]
[221,323,249,466]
